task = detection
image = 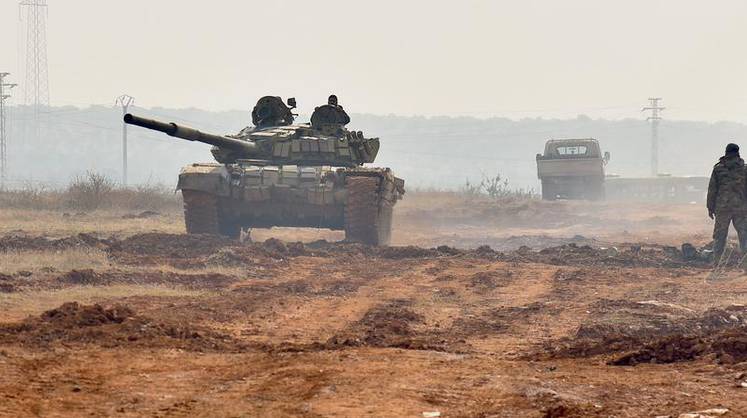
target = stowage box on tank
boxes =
[125,96,404,246]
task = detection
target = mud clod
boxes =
[206,248,250,267]
[262,238,288,257]
[0,233,105,252]
[60,269,100,285]
[0,302,241,352]
[40,302,133,326]
[323,300,463,352]
[107,233,235,266]
[53,270,237,290]
[468,271,505,291]
[357,300,423,339]
[541,403,602,418]
[325,300,423,348]
[610,329,747,366]
[286,242,308,257]
[553,268,590,282]
[544,303,747,365]
[379,246,439,259]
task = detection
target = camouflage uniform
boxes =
[707,154,747,259]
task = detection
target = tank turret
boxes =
[251,96,296,128]
[124,96,379,166]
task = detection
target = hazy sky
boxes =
[1,0,746,121]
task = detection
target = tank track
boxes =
[344,176,393,246]
[182,190,240,238]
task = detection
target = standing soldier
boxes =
[707,143,747,262]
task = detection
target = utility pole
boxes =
[19,0,50,145]
[0,73,18,189]
[115,95,134,186]
[642,97,665,176]
[19,0,49,107]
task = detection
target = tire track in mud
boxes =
[0,348,124,417]
[255,259,568,355]
[0,232,727,361]
[227,257,435,346]
[432,263,575,355]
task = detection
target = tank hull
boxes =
[177,163,404,245]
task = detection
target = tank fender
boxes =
[177,164,231,197]
[342,168,406,206]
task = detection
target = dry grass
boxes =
[0,207,344,242]
[0,248,111,273]
[396,189,489,209]
[135,262,250,278]
[0,285,214,322]
[0,248,237,323]
[0,174,182,212]
[0,245,254,282]
[0,208,184,236]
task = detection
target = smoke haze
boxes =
[0,1,746,187]
[4,105,746,189]
[0,1,746,121]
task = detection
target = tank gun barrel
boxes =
[123,114,257,153]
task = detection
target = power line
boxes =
[642,97,665,176]
[0,73,18,189]
[9,105,123,122]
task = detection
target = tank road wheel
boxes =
[541,180,556,201]
[345,176,393,246]
[217,215,241,239]
[182,190,240,239]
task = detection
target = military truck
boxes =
[536,138,610,200]
[125,96,404,246]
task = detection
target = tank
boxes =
[124,96,405,246]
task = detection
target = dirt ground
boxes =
[1,194,746,417]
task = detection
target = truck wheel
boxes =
[345,176,392,246]
[182,190,240,238]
